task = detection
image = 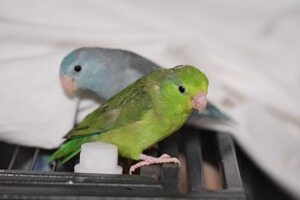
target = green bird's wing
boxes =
[66,79,153,139]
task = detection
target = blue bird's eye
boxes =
[74,65,82,72]
[178,85,186,94]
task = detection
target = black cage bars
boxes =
[0,126,246,199]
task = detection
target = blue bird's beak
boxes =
[191,92,207,113]
[60,73,78,95]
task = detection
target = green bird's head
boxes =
[159,65,209,115]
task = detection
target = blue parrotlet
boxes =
[60,47,229,121]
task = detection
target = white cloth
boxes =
[0,0,300,198]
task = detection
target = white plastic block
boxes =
[74,142,122,174]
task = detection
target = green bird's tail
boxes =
[47,137,92,164]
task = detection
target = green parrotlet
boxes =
[48,65,209,174]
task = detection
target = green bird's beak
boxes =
[60,73,78,95]
[190,92,207,113]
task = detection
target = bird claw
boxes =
[129,154,180,175]
[160,154,171,159]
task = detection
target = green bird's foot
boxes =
[129,154,181,175]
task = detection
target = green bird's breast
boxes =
[94,73,194,161]
[98,104,190,160]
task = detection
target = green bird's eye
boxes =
[178,85,186,94]
[74,65,82,72]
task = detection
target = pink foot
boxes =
[129,154,180,175]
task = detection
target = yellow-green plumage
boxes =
[48,65,208,164]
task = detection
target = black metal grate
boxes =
[0,126,246,199]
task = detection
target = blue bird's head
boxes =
[60,47,160,100]
[60,47,111,99]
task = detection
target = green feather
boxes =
[48,65,209,163]
[47,137,91,163]
[61,149,81,164]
